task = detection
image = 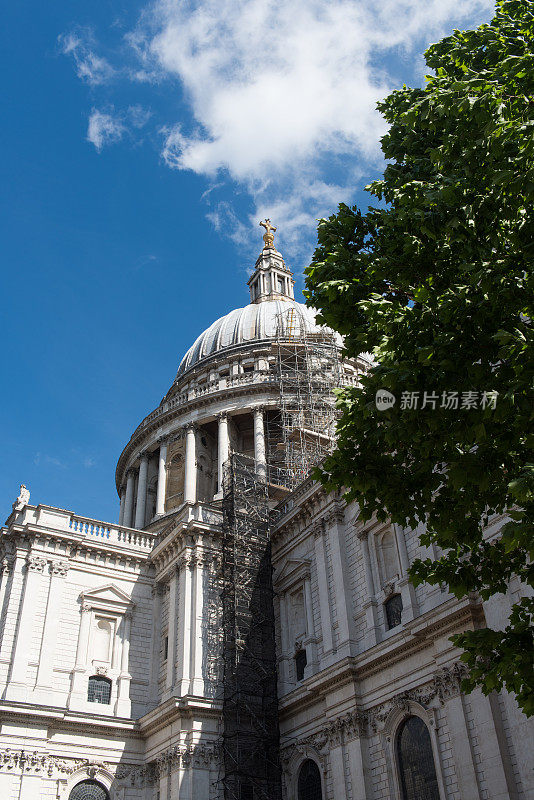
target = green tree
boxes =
[304,0,534,715]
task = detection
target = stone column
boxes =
[0,558,14,639]
[329,740,348,798]
[217,412,229,495]
[156,440,168,516]
[123,469,136,528]
[165,568,179,693]
[34,560,69,696]
[253,406,267,479]
[393,523,418,622]
[6,554,47,700]
[278,593,292,691]
[176,553,193,696]
[326,507,353,656]
[118,486,126,526]
[345,727,373,800]
[191,553,206,696]
[313,523,334,662]
[303,573,318,673]
[358,530,380,647]
[135,452,149,529]
[116,611,132,716]
[184,424,197,504]
[469,688,515,799]
[67,601,92,707]
[149,583,164,707]
[445,692,482,799]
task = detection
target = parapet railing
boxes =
[7,504,157,554]
[131,370,361,439]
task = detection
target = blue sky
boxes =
[0,0,494,523]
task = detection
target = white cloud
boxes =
[62,0,495,256]
[135,0,493,256]
[59,32,114,85]
[87,110,125,151]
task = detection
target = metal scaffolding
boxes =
[220,453,282,800]
[217,309,342,798]
[267,307,342,489]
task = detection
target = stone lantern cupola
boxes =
[247,219,295,304]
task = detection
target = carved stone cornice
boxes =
[152,743,219,776]
[26,555,46,573]
[49,560,70,578]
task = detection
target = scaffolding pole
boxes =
[267,308,342,490]
[219,453,282,800]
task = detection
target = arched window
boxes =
[385,593,403,629]
[397,716,440,800]
[69,780,109,800]
[87,675,111,704]
[298,759,322,800]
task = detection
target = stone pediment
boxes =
[80,583,135,612]
[273,558,311,589]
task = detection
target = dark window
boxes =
[298,759,322,800]
[397,716,440,800]
[295,648,307,681]
[164,635,169,660]
[87,675,111,704]
[69,780,109,800]
[385,593,403,629]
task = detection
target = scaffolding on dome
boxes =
[219,452,282,800]
[267,306,342,490]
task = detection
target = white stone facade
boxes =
[0,239,532,799]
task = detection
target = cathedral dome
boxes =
[176,299,326,378]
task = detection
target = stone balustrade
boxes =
[5,504,157,554]
[130,369,360,439]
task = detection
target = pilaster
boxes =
[5,554,47,701]
[34,559,70,700]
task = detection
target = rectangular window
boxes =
[163,634,169,661]
[295,648,307,681]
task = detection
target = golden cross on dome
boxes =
[260,218,277,248]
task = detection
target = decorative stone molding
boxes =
[50,560,70,577]
[26,555,46,572]
[433,661,469,702]
[178,553,194,569]
[381,579,397,598]
[0,750,86,778]
[1,558,14,575]
[153,743,219,775]
[152,581,166,597]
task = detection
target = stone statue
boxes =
[14,484,30,511]
[260,218,277,249]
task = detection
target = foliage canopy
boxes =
[304,0,534,715]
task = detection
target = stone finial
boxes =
[260,218,277,249]
[13,484,30,511]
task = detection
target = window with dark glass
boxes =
[295,648,307,681]
[87,675,111,704]
[385,593,403,629]
[69,780,109,800]
[397,716,440,800]
[164,635,169,660]
[298,759,322,800]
